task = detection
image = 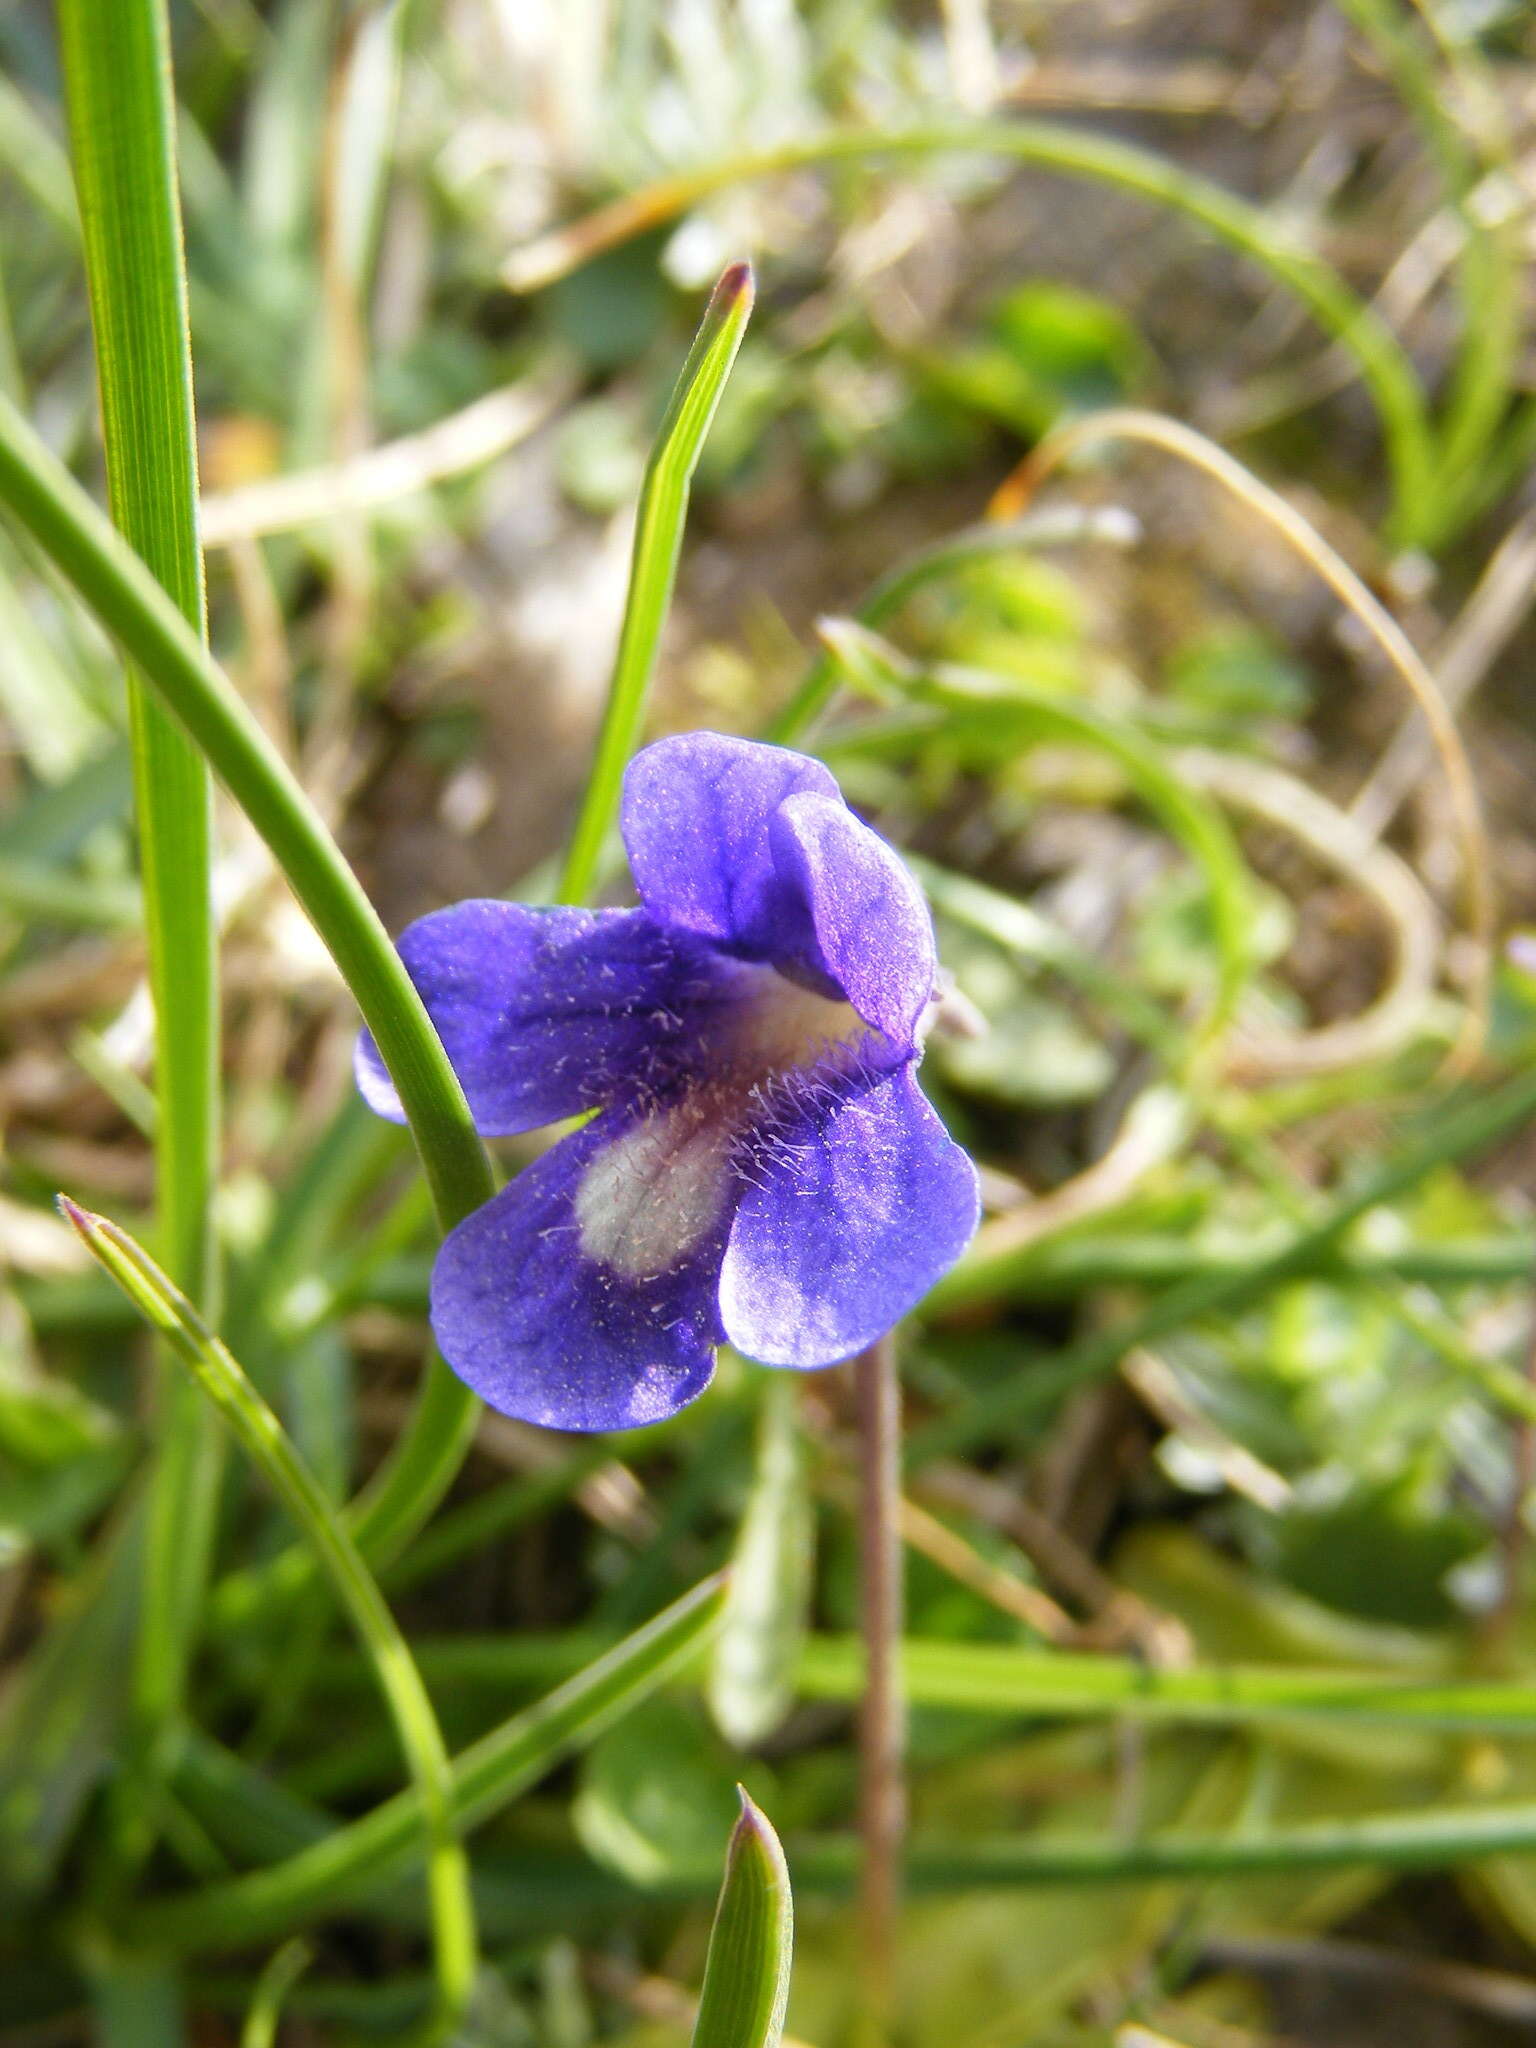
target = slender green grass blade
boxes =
[796,1637,1536,1734]
[309,1629,1536,1740]
[170,1729,334,1870]
[57,0,223,1806]
[0,389,491,1559]
[881,1805,1536,1888]
[690,1793,794,2048]
[546,1812,1536,1897]
[558,261,754,906]
[1338,0,1522,519]
[169,1806,1536,1909]
[124,1573,727,1952]
[57,0,214,1299]
[61,1199,477,2041]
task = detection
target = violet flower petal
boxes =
[767,792,936,1049]
[718,1064,979,1367]
[356,901,725,1137]
[430,1110,730,1430]
[621,731,840,958]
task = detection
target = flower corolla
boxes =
[358,732,979,1430]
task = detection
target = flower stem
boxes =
[854,1333,905,2047]
[0,384,494,1586]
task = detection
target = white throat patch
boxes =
[571,964,882,1282]
[573,1104,735,1279]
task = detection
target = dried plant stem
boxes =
[200,372,572,546]
[854,1333,905,2046]
[992,407,1495,1070]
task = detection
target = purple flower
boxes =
[357,732,978,1431]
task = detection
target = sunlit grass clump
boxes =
[5,3,1536,2045]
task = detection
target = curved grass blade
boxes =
[57,0,222,1781]
[503,125,1434,543]
[0,395,487,1227]
[60,1199,477,2041]
[557,261,754,905]
[691,1792,794,2048]
[0,388,492,1562]
[995,408,1493,1071]
[767,505,1137,744]
[123,1573,727,1952]
[240,1940,312,2048]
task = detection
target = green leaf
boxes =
[1164,623,1312,725]
[575,1698,746,1887]
[558,261,754,906]
[920,280,1146,439]
[691,1792,794,2048]
[792,1633,1536,1732]
[709,1374,814,1748]
[0,71,77,238]
[0,746,131,864]
[0,1323,129,1547]
[1273,1470,1485,1630]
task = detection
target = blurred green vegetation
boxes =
[5,1,1536,2045]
